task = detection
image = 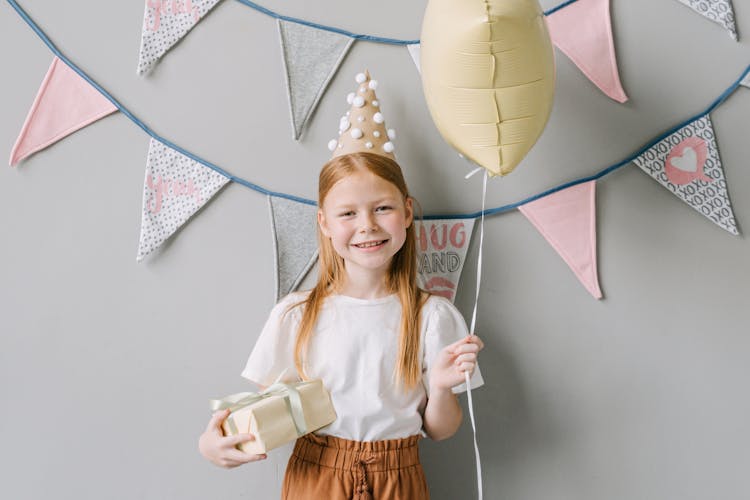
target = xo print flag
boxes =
[278,19,354,140]
[674,0,738,41]
[137,0,223,75]
[632,114,738,235]
[137,139,230,261]
[268,195,320,301]
[415,219,475,302]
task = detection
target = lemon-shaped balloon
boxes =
[420,0,555,176]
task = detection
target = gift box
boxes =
[210,379,337,455]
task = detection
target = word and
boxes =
[146,174,203,214]
[146,0,200,32]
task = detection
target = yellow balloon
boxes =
[420,0,555,177]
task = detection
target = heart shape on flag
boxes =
[670,147,698,173]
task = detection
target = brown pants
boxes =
[281,433,430,500]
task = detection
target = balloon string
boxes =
[466,169,488,500]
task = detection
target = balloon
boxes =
[420,0,555,177]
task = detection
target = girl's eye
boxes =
[376,206,392,212]
[339,211,355,217]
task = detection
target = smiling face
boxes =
[318,168,413,281]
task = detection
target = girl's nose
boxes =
[359,214,378,233]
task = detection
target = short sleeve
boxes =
[422,296,485,395]
[240,293,305,386]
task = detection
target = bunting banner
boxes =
[268,195,319,300]
[632,114,738,235]
[278,19,355,140]
[137,138,231,261]
[415,219,476,302]
[407,44,421,74]
[674,0,738,41]
[10,57,117,166]
[546,0,628,103]
[519,182,602,299]
[137,0,223,75]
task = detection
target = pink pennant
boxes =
[546,0,628,103]
[9,57,117,166]
[519,181,602,299]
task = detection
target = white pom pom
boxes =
[383,141,395,153]
[353,96,365,108]
[387,129,396,140]
[351,128,363,139]
[373,131,381,138]
[372,100,379,107]
[347,92,355,104]
[328,139,338,151]
[359,86,367,94]
[365,142,373,149]
[373,112,384,124]
[355,73,366,83]
[368,80,378,90]
[339,118,351,132]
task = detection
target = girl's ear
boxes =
[404,197,414,228]
[318,209,330,237]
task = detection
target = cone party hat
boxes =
[327,71,396,160]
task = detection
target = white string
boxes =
[465,169,488,500]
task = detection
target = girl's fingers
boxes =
[458,361,475,374]
[225,448,267,463]
[453,343,479,355]
[454,353,477,365]
[206,409,230,432]
[471,335,485,350]
[226,433,255,446]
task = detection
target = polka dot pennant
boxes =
[137,138,230,261]
[674,0,738,41]
[632,114,738,235]
[137,0,223,76]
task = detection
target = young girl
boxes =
[199,72,484,499]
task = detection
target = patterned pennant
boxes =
[278,19,354,140]
[546,0,628,103]
[268,195,320,300]
[519,182,602,299]
[674,0,738,41]
[407,44,421,74]
[137,139,230,261]
[137,0,223,75]
[10,57,117,166]
[632,115,738,235]
[415,219,476,303]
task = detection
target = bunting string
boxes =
[6,0,750,222]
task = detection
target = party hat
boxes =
[327,71,396,159]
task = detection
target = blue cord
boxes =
[5,0,750,219]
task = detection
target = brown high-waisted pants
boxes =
[281,433,430,500]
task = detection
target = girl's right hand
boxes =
[198,408,268,468]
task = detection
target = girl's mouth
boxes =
[353,239,388,250]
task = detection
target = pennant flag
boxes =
[741,72,750,89]
[415,219,476,303]
[268,195,320,300]
[137,139,230,261]
[407,44,421,74]
[546,0,628,103]
[137,0,223,75]
[632,114,738,235]
[519,182,602,299]
[278,19,354,140]
[10,57,117,166]
[674,0,738,41]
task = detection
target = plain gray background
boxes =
[2,1,750,499]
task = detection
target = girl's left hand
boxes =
[429,335,484,393]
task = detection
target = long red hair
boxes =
[289,152,428,390]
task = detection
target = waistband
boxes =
[291,433,422,472]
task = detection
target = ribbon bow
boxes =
[209,373,308,437]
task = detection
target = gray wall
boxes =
[2,1,749,498]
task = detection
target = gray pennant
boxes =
[675,0,738,41]
[268,196,319,300]
[278,20,354,140]
[137,0,223,75]
[632,115,738,235]
[415,219,476,303]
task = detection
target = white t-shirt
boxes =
[241,292,484,441]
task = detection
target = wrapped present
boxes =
[209,379,336,455]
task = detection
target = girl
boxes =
[199,72,484,499]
